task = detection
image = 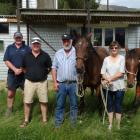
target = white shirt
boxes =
[101,55,125,91]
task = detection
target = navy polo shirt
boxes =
[22,50,52,82]
[3,42,31,73]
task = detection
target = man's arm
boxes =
[52,68,59,92]
[5,61,22,75]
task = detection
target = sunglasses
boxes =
[110,47,118,50]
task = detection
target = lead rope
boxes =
[76,81,85,97]
[76,74,85,97]
[100,80,109,124]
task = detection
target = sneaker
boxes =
[5,108,13,118]
[20,121,29,128]
[108,124,112,130]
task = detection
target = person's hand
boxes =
[53,82,59,92]
[101,79,108,87]
[106,77,113,85]
[14,68,23,75]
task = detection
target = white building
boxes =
[0,0,140,80]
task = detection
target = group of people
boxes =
[3,31,125,130]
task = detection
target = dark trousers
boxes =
[104,90,124,113]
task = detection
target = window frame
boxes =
[0,23,9,34]
[93,27,126,48]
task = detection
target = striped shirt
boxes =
[52,47,77,82]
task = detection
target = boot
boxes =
[116,113,121,129]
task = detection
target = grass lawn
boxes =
[0,81,139,140]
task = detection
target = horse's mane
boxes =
[87,40,101,61]
[126,48,139,60]
[70,30,80,46]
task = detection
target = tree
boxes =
[58,0,100,9]
[0,0,16,14]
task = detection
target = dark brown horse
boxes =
[125,48,140,105]
[74,35,108,113]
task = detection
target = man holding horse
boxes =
[52,34,78,128]
[101,41,125,130]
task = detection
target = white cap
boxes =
[31,37,41,44]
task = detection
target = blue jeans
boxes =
[55,83,78,128]
[104,90,124,113]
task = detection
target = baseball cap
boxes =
[62,34,71,40]
[14,32,23,38]
[31,37,41,44]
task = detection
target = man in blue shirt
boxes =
[3,31,30,117]
[52,34,78,128]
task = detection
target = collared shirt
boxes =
[3,42,31,74]
[52,47,77,82]
[101,55,125,91]
[22,50,52,82]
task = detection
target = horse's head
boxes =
[75,34,92,74]
[126,49,140,88]
[75,37,89,74]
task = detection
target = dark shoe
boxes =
[5,108,13,118]
[20,121,29,128]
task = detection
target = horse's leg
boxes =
[135,83,140,105]
[132,83,140,113]
[95,86,103,115]
[91,87,94,96]
[79,96,85,114]
[136,83,140,97]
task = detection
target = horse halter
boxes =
[125,58,140,76]
[76,56,86,61]
[125,68,137,76]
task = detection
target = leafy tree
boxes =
[0,0,16,14]
[58,0,100,9]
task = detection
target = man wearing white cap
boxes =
[20,37,52,127]
[3,31,30,117]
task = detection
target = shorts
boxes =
[7,73,25,91]
[24,79,48,104]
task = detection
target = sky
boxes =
[99,0,140,8]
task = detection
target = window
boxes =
[94,28,102,46]
[105,29,113,46]
[0,23,9,33]
[0,40,4,51]
[115,28,125,48]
